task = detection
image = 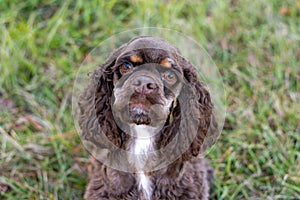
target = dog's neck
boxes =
[128,124,159,200]
[130,125,154,158]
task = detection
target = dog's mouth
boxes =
[128,94,162,125]
[129,104,151,125]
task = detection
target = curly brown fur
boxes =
[79,36,216,200]
[84,159,213,200]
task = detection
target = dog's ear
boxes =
[179,57,216,160]
[180,57,215,158]
[156,56,216,161]
[78,43,128,148]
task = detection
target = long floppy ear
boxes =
[155,56,215,161]
[78,43,128,148]
[179,57,216,160]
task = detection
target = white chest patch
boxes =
[139,173,152,200]
[134,133,152,155]
[129,125,154,200]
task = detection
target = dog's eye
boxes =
[164,71,176,82]
[119,63,133,74]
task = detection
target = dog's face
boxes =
[112,48,183,128]
[79,36,215,164]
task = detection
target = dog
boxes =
[78,36,217,199]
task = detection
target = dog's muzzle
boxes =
[129,75,162,125]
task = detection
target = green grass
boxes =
[0,0,299,199]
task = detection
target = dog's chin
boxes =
[129,106,151,125]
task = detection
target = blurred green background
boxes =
[0,0,299,199]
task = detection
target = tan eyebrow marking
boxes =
[130,55,143,63]
[160,58,173,68]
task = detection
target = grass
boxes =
[0,0,299,199]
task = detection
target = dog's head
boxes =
[79,36,215,160]
[112,47,184,130]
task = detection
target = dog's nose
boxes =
[133,76,158,94]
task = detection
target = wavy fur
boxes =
[79,36,216,199]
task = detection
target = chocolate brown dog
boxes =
[79,36,216,200]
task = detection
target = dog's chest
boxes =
[129,125,154,200]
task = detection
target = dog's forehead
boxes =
[114,37,184,73]
[123,37,180,66]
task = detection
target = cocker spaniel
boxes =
[78,36,217,199]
